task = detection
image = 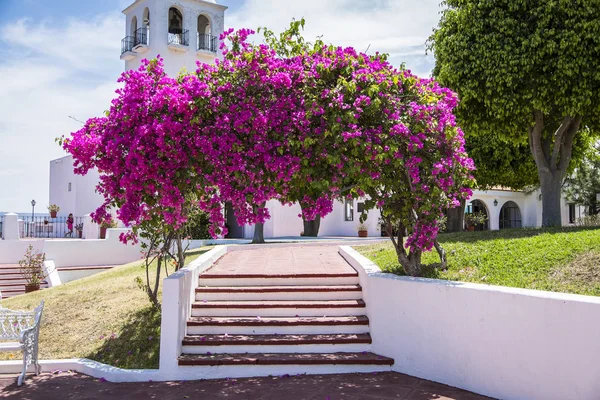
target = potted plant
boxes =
[48,204,60,218]
[357,222,369,238]
[75,223,84,238]
[99,216,117,239]
[19,245,47,293]
[465,211,487,231]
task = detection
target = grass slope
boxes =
[0,247,211,369]
[357,227,600,296]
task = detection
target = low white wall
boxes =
[159,245,227,378]
[0,240,45,264]
[340,246,600,400]
[42,260,61,287]
[42,229,141,267]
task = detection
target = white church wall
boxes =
[49,156,77,217]
[49,156,104,218]
[123,0,225,78]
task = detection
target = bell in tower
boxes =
[120,0,227,77]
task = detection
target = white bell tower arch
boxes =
[120,0,227,77]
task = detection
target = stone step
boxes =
[186,315,370,335]
[0,280,48,286]
[198,274,360,287]
[190,299,366,317]
[181,333,372,354]
[195,284,363,301]
[178,352,394,367]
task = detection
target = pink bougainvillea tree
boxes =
[62,21,474,277]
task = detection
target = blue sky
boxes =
[0,0,440,213]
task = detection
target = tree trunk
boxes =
[251,202,267,244]
[252,222,265,244]
[539,173,563,227]
[528,112,582,227]
[445,198,466,232]
[302,215,321,237]
[300,203,321,237]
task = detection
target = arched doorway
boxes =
[465,199,489,231]
[499,201,522,229]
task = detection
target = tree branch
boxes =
[557,116,582,176]
[550,116,573,169]
[528,110,550,173]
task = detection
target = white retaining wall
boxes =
[340,246,600,400]
[0,229,141,266]
[159,245,227,378]
[42,229,141,267]
[0,240,45,264]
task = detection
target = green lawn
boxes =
[357,227,600,296]
[0,247,212,369]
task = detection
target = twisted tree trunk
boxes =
[528,112,582,227]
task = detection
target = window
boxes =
[344,199,354,221]
[357,202,365,213]
[197,14,214,51]
[68,182,72,192]
[168,7,183,34]
[569,204,576,224]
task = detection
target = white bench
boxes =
[0,301,44,386]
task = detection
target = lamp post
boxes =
[31,199,36,219]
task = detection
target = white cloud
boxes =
[0,14,123,212]
[225,0,441,77]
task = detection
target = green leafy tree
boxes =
[429,0,600,227]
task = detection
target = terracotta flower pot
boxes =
[50,211,57,218]
[467,225,475,232]
[25,284,40,293]
[100,227,107,239]
[78,231,83,238]
[358,230,368,238]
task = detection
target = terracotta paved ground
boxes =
[0,371,493,399]
[203,246,356,277]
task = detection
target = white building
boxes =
[49,0,584,238]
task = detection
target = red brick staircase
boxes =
[0,264,48,298]
[177,267,394,372]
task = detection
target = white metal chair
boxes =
[0,300,44,385]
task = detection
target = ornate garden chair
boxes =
[0,300,44,386]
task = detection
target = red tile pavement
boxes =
[203,246,357,277]
[0,371,494,399]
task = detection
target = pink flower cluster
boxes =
[63,28,474,251]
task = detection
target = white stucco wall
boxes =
[43,229,142,267]
[251,199,382,239]
[0,239,45,264]
[122,0,226,77]
[49,155,104,218]
[341,246,600,400]
[468,189,538,230]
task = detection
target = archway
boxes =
[197,14,213,51]
[499,201,522,229]
[168,7,183,34]
[142,7,150,27]
[465,199,489,231]
[131,16,138,37]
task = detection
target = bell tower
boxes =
[120,0,227,77]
